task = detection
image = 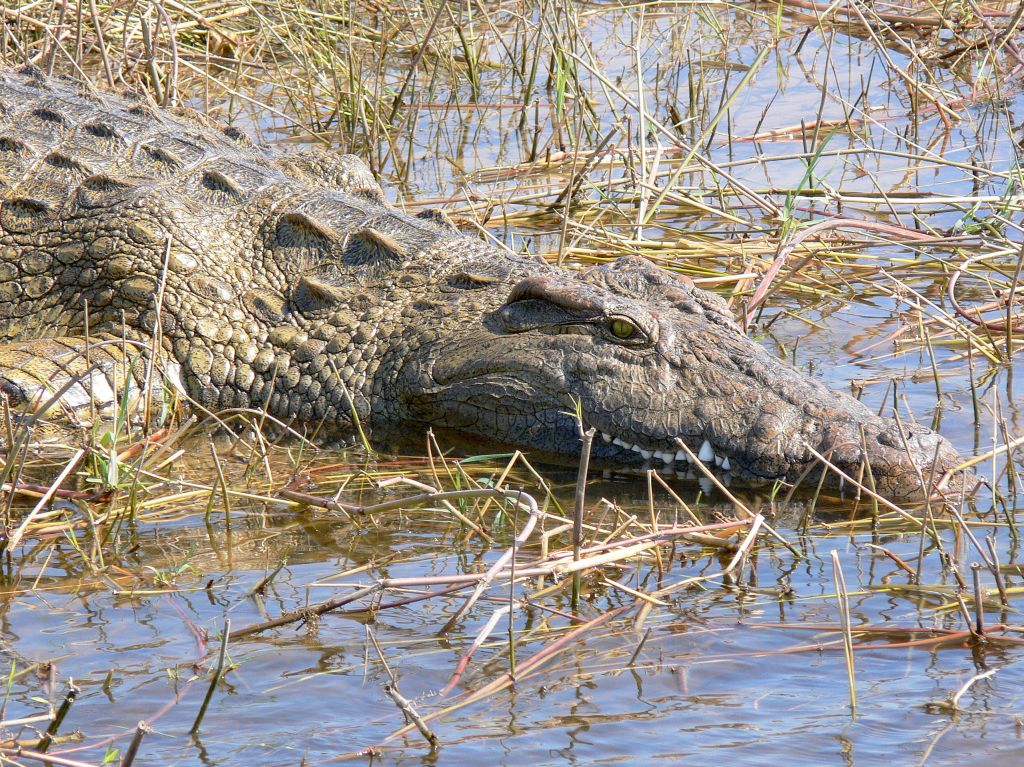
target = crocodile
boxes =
[0,66,972,499]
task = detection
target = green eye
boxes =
[610,318,637,340]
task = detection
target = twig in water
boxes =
[365,626,397,686]
[954,433,1024,473]
[984,536,1009,606]
[950,667,998,710]
[121,721,150,767]
[830,550,856,713]
[0,748,99,767]
[952,590,979,639]
[231,487,551,641]
[37,680,78,753]
[971,563,986,636]
[384,685,437,749]
[246,557,289,599]
[442,490,543,630]
[862,544,917,578]
[228,583,381,640]
[441,603,518,696]
[627,628,653,667]
[190,618,230,735]
[206,443,231,520]
[947,251,1024,333]
[572,427,596,610]
[724,514,764,576]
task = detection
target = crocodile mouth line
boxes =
[598,431,733,472]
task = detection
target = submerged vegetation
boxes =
[1,0,1023,764]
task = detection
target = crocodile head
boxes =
[402,256,970,499]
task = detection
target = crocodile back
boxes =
[0,67,282,207]
[0,66,504,423]
[0,66,413,341]
[0,66,296,339]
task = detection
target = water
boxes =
[7,486,1021,766]
[2,2,1024,765]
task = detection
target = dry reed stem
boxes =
[0,748,100,767]
[830,550,857,712]
[367,604,634,754]
[5,449,85,552]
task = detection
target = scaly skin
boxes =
[0,66,971,498]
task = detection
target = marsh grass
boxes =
[1,0,1024,763]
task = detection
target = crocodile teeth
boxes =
[601,433,732,476]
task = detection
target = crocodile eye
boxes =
[609,318,637,340]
